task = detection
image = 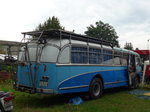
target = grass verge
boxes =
[1,81,150,112]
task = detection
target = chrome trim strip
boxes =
[59,85,89,90]
[36,88,54,93]
[16,84,32,88]
[58,69,126,87]
[104,80,128,85]
[56,63,127,67]
[16,85,54,93]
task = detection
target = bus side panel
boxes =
[113,66,128,87]
[57,66,117,94]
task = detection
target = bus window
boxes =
[28,47,38,61]
[71,46,88,64]
[89,48,102,64]
[114,51,122,65]
[122,53,128,66]
[58,46,70,64]
[129,55,135,66]
[103,49,113,65]
[40,46,59,62]
[19,46,40,62]
[18,47,25,61]
[135,56,141,66]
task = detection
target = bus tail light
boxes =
[42,76,49,80]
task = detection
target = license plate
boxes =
[39,81,48,87]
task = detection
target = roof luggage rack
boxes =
[22,29,116,47]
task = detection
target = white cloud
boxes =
[0,0,150,49]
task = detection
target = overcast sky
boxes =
[0,0,150,49]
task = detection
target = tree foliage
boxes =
[35,16,63,31]
[124,42,133,50]
[84,21,119,47]
[135,48,139,50]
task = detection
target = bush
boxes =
[0,65,16,72]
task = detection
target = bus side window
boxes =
[122,53,128,66]
[58,46,70,64]
[135,56,141,66]
[103,49,113,65]
[129,55,135,66]
[89,48,102,64]
[71,46,88,64]
[114,51,122,65]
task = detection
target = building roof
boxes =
[0,40,22,46]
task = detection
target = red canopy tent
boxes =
[134,50,150,62]
[134,50,150,55]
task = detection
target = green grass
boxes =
[1,81,150,112]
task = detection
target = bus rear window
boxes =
[18,47,38,62]
[40,46,59,62]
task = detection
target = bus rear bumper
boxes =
[14,84,54,94]
[36,88,54,94]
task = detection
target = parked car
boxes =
[0,54,5,62]
[0,54,17,63]
[0,91,13,112]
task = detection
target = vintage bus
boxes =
[13,29,142,99]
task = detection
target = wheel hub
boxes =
[93,82,100,96]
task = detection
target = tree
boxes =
[124,42,133,50]
[35,16,63,31]
[84,21,119,47]
[135,48,139,50]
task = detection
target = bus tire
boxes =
[89,78,103,99]
[132,76,140,89]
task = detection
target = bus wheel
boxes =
[89,78,103,99]
[132,76,140,89]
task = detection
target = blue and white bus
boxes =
[14,29,142,99]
